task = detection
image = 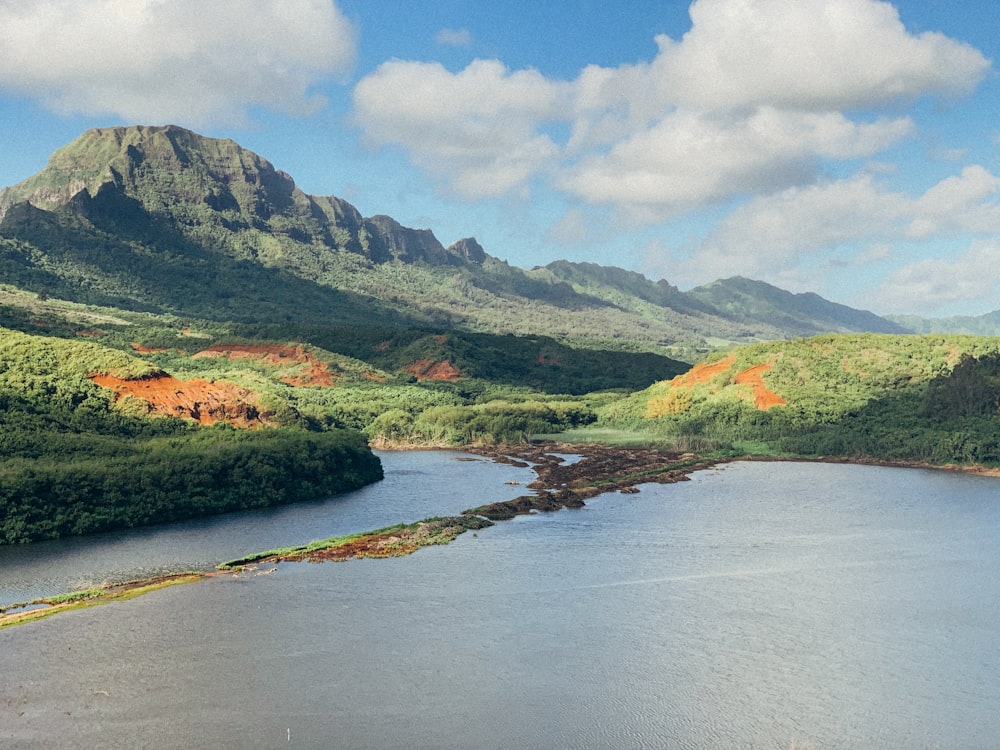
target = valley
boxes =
[1,125,999,551]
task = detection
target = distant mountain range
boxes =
[887,312,1000,336]
[0,124,933,354]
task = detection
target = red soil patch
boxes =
[292,533,420,561]
[734,363,787,409]
[404,359,462,381]
[192,344,336,387]
[88,372,268,427]
[663,354,785,410]
[669,354,737,388]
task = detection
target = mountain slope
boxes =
[1,125,903,350]
[889,311,1000,336]
[633,333,1000,421]
[585,333,1000,466]
[686,277,907,336]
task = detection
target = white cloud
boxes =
[668,166,1000,282]
[0,0,357,126]
[435,28,473,48]
[876,240,1000,312]
[642,0,988,113]
[908,165,1000,239]
[556,109,913,218]
[352,59,569,198]
[351,0,988,214]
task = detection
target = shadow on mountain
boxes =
[0,192,422,327]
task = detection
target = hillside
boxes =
[0,125,902,353]
[686,277,906,336]
[595,333,1000,466]
[0,326,384,543]
[635,334,999,420]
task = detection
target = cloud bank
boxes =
[676,165,1000,282]
[352,0,988,214]
[0,0,357,126]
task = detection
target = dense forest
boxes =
[0,325,383,543]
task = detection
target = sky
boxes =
[1,0,998,318]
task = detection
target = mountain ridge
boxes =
[1,124,904,351]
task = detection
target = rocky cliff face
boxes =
[0,125,480,268]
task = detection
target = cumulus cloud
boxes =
[670,166,1000,281]
[556,109,913,219]
[0,0,357,126]
[908,165,1000,239]
[640,0,988,113]
[353,59,569,198]
[351,0,988,212]
[876,240,1000,312]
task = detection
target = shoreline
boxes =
[3,442,997,629]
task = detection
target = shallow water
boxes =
[3,458,1000,748]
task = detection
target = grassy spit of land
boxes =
[0,442,724,629]
[6,437,1000,630]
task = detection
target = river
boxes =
[3,453,1000,748]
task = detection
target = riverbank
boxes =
[0,442,722,628]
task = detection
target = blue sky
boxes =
[1,0,998,317]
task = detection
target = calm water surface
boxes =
[3,456,1000,749]
[0,450,531,605]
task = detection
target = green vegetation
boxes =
[596,334,1000,466]
[0,421,382,544]
[1,125,909,354]
[5,125,1000,551]
[0,575,204,629]
[0,326,384,544]
[218,515,494,568]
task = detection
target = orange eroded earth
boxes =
[666,354,786,410]
[404,359,462,381]
[88,372,269,427]
[734,363,787,409]
[192,344,336,387]
[670,354,737,387]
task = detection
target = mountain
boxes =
[1,125,902,351]
[686,277,907,336]
[888,311,1000,336]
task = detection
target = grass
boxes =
[0,574,203,630]
[218,515,494,569]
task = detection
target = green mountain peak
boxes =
[0,124,906,345]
